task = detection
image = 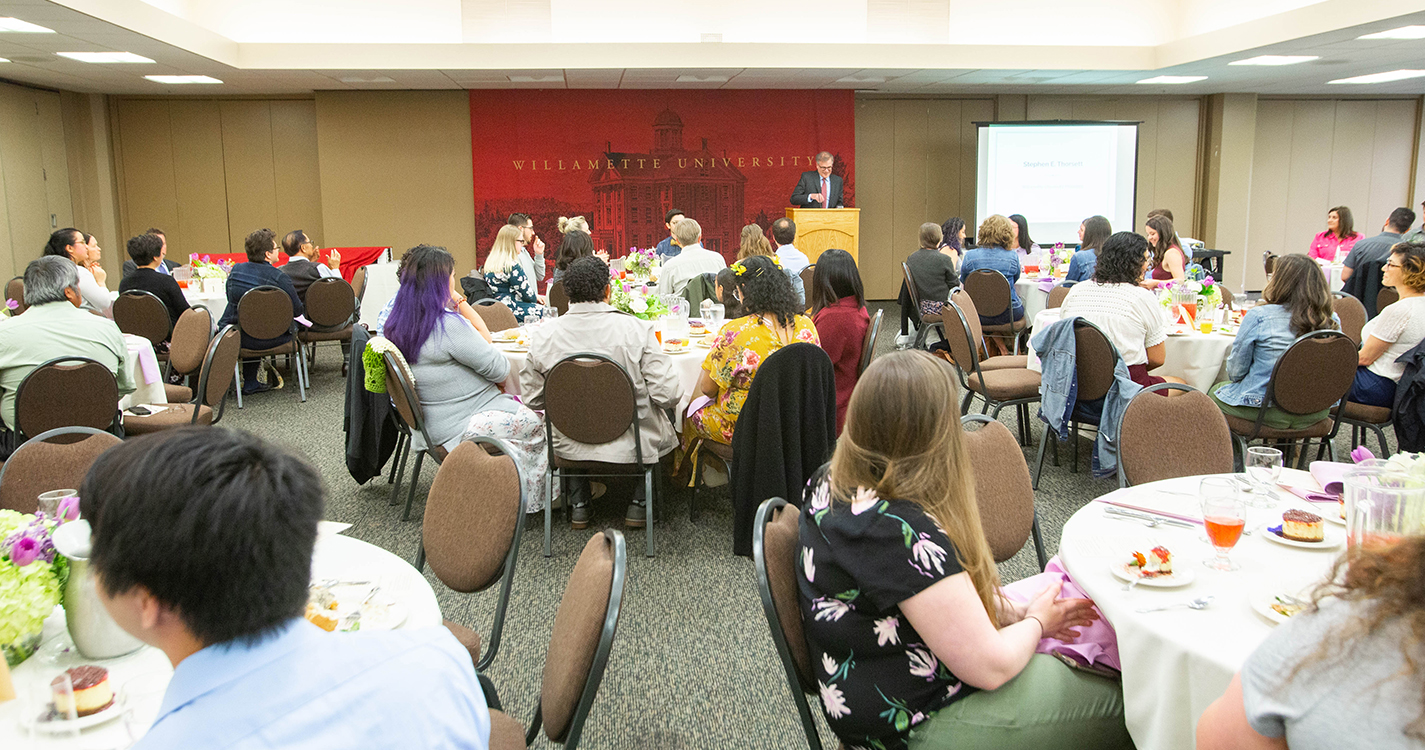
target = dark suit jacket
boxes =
[280,258,325,302]
[118,267,191,335]
[790,171,844,208]
[121,258,180,279]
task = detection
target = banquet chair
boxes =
[901,262,933,348]
[298,277,357,370]
[1220,285,1236,309]
[14,357,119,443]
[1031,318,1118,489]
[1116,383,1233,488]
[753,496,827,750]
[1333,401,1394,459]
[548,281,570,316]
[112,290,171,351]
[351,265,368,302]
[963,269,1028,355]
[382,348,448,521]
[0,427,120,513]
[942,299,1039,446]
[541,353,664,557]
[1331,292,1366,345]
[416,438,526,674]
[858,308,884,376]
[949,289,1027,371]
[1046,284,1071,310]
[474,299,519,332]
[799,265,816,311]
[963,415,1046,570]
[1263,253,1278,278]
[1222,330,1356,468]
[485,529,626,750]
[123,326,239,436]
[233,285,308,407]
[1377,286,1399,315]
[5,275,25,315]
[163,307,212,402]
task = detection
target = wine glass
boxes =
[1245,447,1283,508]
[1201,477,1246,571]
[708,303,725,329]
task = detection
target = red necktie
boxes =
[822,177,830,208]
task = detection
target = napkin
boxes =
[1001,556,1121,672]
[686,395,712,419]
[1276,467,1339,503]
[1037,278,1056,293]
[1309,461,1350,497]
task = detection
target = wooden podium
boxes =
[785,208,859,264]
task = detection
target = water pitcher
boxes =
[1343,467,1425,549]
[51,521,144,659]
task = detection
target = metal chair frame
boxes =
[15,356,120,442]
[232,285,309,407]
[962,268,1027,355]
[382,349,446,521]
[299,277,357,367]
[943,299,1037,445]
[1115,382,1198,488]
[858,308,884,376]
[112,289,171,349]
[1230,330,1356,469]
[0,426,119,512]
[963,414,1047,570]
[753,497,824,750]
[1031,318,1121,490]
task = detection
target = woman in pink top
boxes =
[1308,206,1362,262]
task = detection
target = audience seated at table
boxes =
[507,212,547,296]
[906,222,960,319]
[685,255,818,450]
[797,350,1131,750]
[220,228,305,395]
[656,208,684,259]
[658,217,727,297]
[0,256,135,440]
[1340,206,1416,285]
[938,216,966,269]
[1349,239,1425,408]
[809,249,869,435]
[80,426,492,749]
[1308,206,1362,262]
[714,267,744,319]
[738,223,805,306]
[521,256,679,530]
[279,229,342,301]
[961,214,1025,355]
[771,217,810,278]
[1210,254,1338,428]
[44,227,113,316]
[484,224,543,322]
[550,228,607,287]
[1065,215,1112,284]
[121,227,181,278]
[1008,213,1041,266]
[1142,215,1187,288]
[1198,536,1425,750]
[1059,231,1186,390]
[119,232,191,338]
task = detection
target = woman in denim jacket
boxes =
[1210,254,1338,429]
[961,215,1024,355]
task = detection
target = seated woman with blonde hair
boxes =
[737,223,805,305]
[799,350,1132,750]
[484,224,542,321]
[556,215,590,235]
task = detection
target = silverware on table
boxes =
[1103,506,1197,529]
[1136,596,1215,613]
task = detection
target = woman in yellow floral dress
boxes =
[685,254,820,449]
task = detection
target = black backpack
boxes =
[460,276,495,304]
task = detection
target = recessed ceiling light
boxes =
[508,75,562,83]
[1358,25,1425,40]
[1328,69,1425,84]
[0,18,55,33]
[0,58,8,63]
[676,75,727,82]
[57,52,155,64]
[1136,75,1207,84]
[339,75,396,83]
[1230,55,1320,66]
[145,75,222,85]
[837,76,886,83]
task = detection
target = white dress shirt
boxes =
[75,264,114,315]
[656,243,727,296]
[776,244,810,276]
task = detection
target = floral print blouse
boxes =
[485,262,542,321]
[687,314,819,445]
[797,470,971,750]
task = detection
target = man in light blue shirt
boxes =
[81,426,490,750]
[771,217,810,276]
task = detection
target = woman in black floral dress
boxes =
[797,350,1133,750]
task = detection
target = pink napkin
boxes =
[1308,461,1349,498]
[126,337,161,385]
[1000,556,1121,672]
[1037,278,1055,293]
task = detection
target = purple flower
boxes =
[1352,446,1376,463]
[56,496,80,522]
[1203,276,1215,287]
[5,299,16,310]
[201,255,211,262]
[10,535,39,566]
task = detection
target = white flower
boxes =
[802,547,815,582]
[809,482,831,512]
[822,653,837,676]
[819,681,851,719]
[911,536,948,575]
[850,486,879,515]
[813,597,851,622]
[907,646,938,679]
[629,296,648,313]
[873,615,900,647]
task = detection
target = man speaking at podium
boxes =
[790,151,844,208]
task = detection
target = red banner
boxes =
[469,89,854,267]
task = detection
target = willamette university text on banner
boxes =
[469,89,855,266]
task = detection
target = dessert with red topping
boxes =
[1281,509,1324,542]
[52,665,113,717]
[1127,546,1174,578]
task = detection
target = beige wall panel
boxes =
[62,93,121,276]
[167,101,230,260]
[219,101,279,255]
[36,92,73,240]
[891,100,929,266]
[1124,99,1161,230]
[1070,99,1118,122]
[315,91,477,271]
[0,86,53,276]
[269,100,323,245]
[1247,101,1294,263]
[1282,102,1335,255]
[854,99,897,299]
[1152,100,1202,235]
[114,100,180,251]
[1366,100,1417,226]
[1327,102,1377,218]
[963,100,995,232]
[925,99,962,231]
[1026,98,1073,120]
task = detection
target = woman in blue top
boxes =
[483,224,542,321]
[1065,216,1112,284]
[960,215,1025,357]
[1210,254,1338,429]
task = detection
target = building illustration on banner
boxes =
[589,108,746,258]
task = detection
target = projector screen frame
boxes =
[973,120,1143,247]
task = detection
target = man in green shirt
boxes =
[0,256,134,435]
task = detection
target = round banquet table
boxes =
[181,287,227,330]
[1014,276,1053,323]
[358,262,401,329]
[1058,474,1343,750]
[1025,308,1233,392]
[0,532,440,748]
[118,334,168,412]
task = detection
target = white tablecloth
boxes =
[182,288,227,330]
[1026,308,1234,392]
[358,263,401,328]
[1015,276,1054,323]
[1058,475,1342,750]
[118,334,167,411]
[0,532,440,747]
[1323,263,1345,292]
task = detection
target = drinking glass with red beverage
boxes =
[1201,477,1245,571]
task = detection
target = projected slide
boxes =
[976,123,1139,245]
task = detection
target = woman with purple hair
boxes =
[383,244,548,510]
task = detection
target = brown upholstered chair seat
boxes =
[703,440,734,461]
[981,319,1027,335]
[443,618,482,667]
[164,383,193,402]
[967,368,1041,400]
[299,325,353,342]
[979,354,1028,371]
[1223,413,1334,439]
[240,341,299,358]
[123,404,214,435]
[552,456,657,472]
[486,709,525,750]
[921,312,943,324]
[1335,401,1392,424]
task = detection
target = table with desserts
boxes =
[1057,473,1345,750]
[1025,307,1237,392]
[1,529,441,746]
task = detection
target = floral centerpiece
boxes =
[609,279,671,321]
[1,500,77,666]
[190,255,233,280]
[1185,263,1223,309]
[622,247,658,281]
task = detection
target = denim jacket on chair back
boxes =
[1031,316,1143,478]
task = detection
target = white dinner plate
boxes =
[1262,523,1343,549]
[662,345,689,355]
[1249,591,1307,626]
[33,696,123,734]
[694,339,714,349]
[1323,507,1346,526]
[357,598,409,631]
[1109,561,1196,588]
[1165,325,1192,337]
[497,344,528,353]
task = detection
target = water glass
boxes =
[37,489,76,518]
[17,669,79,738]
[1200,477,1246,571]
[708,304,725,329]
[1245,447,1283,508]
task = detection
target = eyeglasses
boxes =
[1386,261,1402,268]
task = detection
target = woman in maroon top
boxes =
[1141,214,1187,288]
[810,249,870,434]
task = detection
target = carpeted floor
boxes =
[221,304,1389,749]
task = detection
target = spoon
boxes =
[1136,595,1215,613]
